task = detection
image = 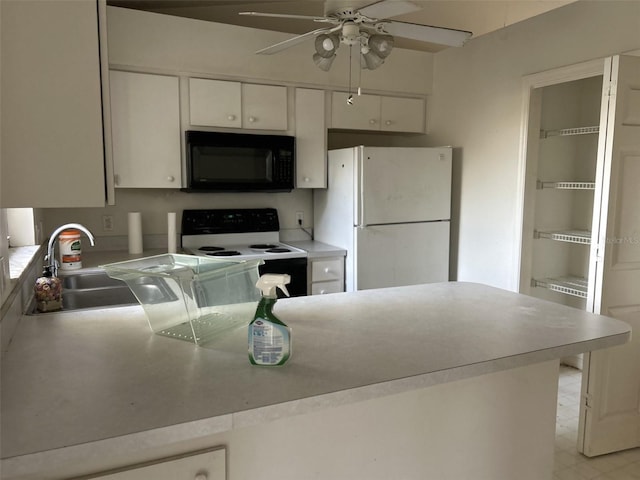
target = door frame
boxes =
[514,58,606,292]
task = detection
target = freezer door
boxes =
[358,147,452,226]
[354,221,450,291]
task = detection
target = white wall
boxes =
[106,6,433,96]
[428,0,640,290]
[40,8,434,246]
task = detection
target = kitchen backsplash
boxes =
[42,188,314,248]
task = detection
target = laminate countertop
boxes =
[0,282,630,477]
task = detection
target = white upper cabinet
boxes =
[1,0,106,208]
[380,96,425,133]
[110,70,181,188]
[331,92,425,133]
[189,78,242,128]
[295,88,327,189]
[242,84,288,130]
[189,78,287,130]
[331,93,381,130]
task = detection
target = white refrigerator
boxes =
[314,146,452,292]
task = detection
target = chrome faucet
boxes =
[46,223,95,276]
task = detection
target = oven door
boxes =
[259,257,308,297]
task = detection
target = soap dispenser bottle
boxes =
[249,274,291,366]
[34,266,62,313]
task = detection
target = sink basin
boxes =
[61,270,126,290]
[62,287,137,310]
[29,268,139,314]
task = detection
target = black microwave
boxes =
[183,131,295,192]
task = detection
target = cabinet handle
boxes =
[369,119,377,125]
[167,176,175,182]
[319,289,327,294]
[248,116,257,123]
[227,114,236,121]
[304,177,311,183]
[323,267,331,273]
[385,120,393,126]
[195,474,208,480]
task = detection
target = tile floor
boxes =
[554,365,640,479]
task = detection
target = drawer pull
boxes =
[227,114,236,121]
[195,473,208,480]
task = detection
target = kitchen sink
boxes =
[61,287,137,310]
[29,268,139,314]
[61,270,126,290]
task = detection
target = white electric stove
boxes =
[181,208,308,296]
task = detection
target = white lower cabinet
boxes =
[85,447,225,480]
[110,70,181,188]
[310,257,344,295]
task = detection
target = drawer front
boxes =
[311,280,343,295]
[311,258,344,282]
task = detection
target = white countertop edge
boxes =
[2,330,627,478]
[0,414,232,479]
[231,332,629,429]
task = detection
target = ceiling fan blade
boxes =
[239,11,333,23]
[383,20,472,47]
[255,26,337,55]
[358,0,421,20]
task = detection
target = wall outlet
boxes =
[102,215,114,232]
[295,211,304,226]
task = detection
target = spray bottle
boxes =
[249,274,291,366]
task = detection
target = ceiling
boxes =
[107,0,576,52]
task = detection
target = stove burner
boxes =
[199,246,225,252]
[208,250,241,256]
[250,243,278,249]
[266,247,291,253]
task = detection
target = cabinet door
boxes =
[242,84,288,130]
[189,78,241,128]
[1,0,106,208]
[381,96,425,133]
[331,92,381,130]
[295,88,327,188]
[110,71,181,188]
[88,447,225,479]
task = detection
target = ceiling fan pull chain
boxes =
[347,44,354,105]
[357,48,362,96]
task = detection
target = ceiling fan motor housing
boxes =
[341,22,361,45]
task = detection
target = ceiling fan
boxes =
[240,0,472,71]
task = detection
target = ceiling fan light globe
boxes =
[313,52,336,71]
[314,34,339,57]
[369,34,394,58]
[362,50,384,70]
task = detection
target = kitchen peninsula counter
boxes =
[1,282,630,479]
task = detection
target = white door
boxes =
[355,221,450,290]
[358,147,452,226]
[579,55,640,457]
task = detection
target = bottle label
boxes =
[249,319,290,366]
